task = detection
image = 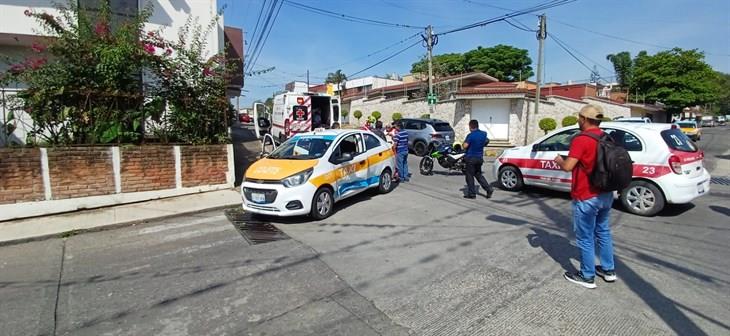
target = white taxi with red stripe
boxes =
[494,122,711,216]
[242,129,395,219]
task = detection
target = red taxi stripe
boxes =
[500,158,673,179]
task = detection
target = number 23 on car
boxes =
[241,129,397,219]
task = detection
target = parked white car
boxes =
[494,122,710,216]
[613,116,652,123]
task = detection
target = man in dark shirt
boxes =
[372,120,387,141]
[555,105,616,289]
[462,119,493,199]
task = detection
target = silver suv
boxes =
[401,118,455,156]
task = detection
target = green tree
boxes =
[464,45,533,81]
[420,114,430,119]
[712,72,730,115]
[606,51,634,89]
[371,111,382,121]
[353,110,363,124]
[539,118,556,134]
[326,69,347,94]
[392,112,403,121]
[410,46,533,81]
[341,109,348,118]
[632,48,719,112]
[561,115,578,127]
[411,53,466,78]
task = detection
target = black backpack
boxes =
[578,132,633,191]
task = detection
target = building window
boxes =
[78,0,139,29]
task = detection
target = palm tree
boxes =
[326,69,347,96]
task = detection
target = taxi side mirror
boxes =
[531,144,539,152]
[333,152,354,164]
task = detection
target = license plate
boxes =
[697,183,705,194]
[252,193,265,203]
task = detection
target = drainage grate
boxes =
[711,176,730,186]
[224,208,290,245]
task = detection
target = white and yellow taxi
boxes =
[241,129,396,219]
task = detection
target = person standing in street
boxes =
[462,120,493,199]
[372,120,387,141]
[554,105,616,289]
[393,121,410,182]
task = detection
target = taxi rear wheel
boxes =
[620,180,665,216]
[310,187,334,220]
[498,166,524,191]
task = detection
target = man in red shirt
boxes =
[554,105,616,289]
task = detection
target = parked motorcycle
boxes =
[419,143,466,175]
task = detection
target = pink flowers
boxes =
[164,48,173,56]
[203,67,213,77]
[143,43,156,54]
[9,63,25,74]
[94,21,109,37]
[147,31,155,37]
[31,42,46,53]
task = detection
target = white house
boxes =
[0,0,238,146]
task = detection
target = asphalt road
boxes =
[1,126,728,335]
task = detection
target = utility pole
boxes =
[526,14,546,145]
[423,25,437,115]
[306,69,310,90]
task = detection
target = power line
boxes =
[312,32,421,75]
[249,0,283,72]
[245,0,277,72]
[549,33,614,74]
[283,0,426,30]
[551,18,730,57]
[246,0,282,73]
[504,18,536,32]
[349,40,421,78]
[549,33,612,83]
[438,0,577,36]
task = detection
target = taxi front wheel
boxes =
[498,166,524,191]
[310,188,335,220]
[378,169,394,194]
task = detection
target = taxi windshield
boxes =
[676,122,696,129]
[268,136,334,160]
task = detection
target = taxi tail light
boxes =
[431,133,443,139]
[671,124,678,129]
[668,155,682,175]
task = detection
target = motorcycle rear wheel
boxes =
[419,156,434,175]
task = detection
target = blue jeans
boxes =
[397,151,409,181]
[572,192,614,279]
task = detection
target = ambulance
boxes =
[270,92,341,144]
[494,122,711,216]
[241,129,396,219]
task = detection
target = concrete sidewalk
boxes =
[0,190,242,245]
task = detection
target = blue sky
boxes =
[220,0,730,107]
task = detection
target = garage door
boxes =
[471,99,510,140]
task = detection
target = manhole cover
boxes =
[224,208,290,245]
[711,176,730,186]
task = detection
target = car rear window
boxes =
[676,122,696,128]
[661,129,697,152]
[433,123,453,132]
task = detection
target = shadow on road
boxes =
[709,205,730,217]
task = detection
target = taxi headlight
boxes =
[282,168,313,188]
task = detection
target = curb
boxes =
[0,202,240,247]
